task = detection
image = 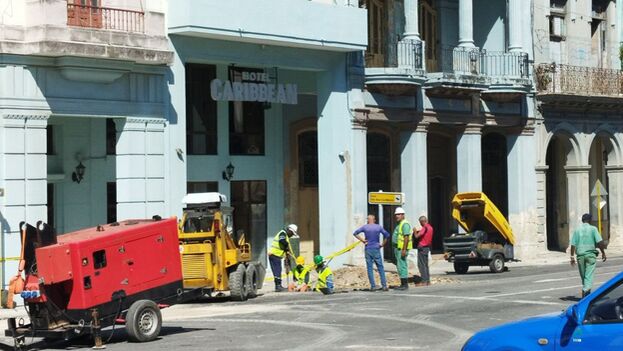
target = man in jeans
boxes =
[353,214,390,291]
[414,216,434,287]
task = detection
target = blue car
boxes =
[462,271,623,350]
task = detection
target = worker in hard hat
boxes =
[392,207,412,291]
[288,256,311,292]
[268,224,298,292]
[314,255,334,295]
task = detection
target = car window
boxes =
[586,280,623,324]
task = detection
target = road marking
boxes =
[393,293,565,306]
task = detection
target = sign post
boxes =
[590,179,608,234]
[368,191,405,259]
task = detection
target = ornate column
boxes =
[458,0,475,48]
[565,166,591,249]
[350,116,368,264]
[400,123,429,219]
[456,124,482,192]
[508,0,523,52]
[403,0,421,40]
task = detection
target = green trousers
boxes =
[394,248,408,278]
[577,253,597,293]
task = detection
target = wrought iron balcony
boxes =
[67,3,145,33]
[436,46,529,79]
[535,63,623,97]
[365,40,426,95]
[365,40,424,73]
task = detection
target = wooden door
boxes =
[419,0,438,72]
[67,0,102,29]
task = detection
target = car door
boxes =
[559,280,623,350]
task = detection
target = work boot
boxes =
[275,279,285,292]
[394,278,408,291]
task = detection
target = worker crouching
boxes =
[289,256,311,292]
[314,255,334,295]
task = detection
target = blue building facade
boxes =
[167,0,369,265]
[361,0,537,258]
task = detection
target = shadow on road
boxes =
[559,295,581,302]
[8,326,216,350]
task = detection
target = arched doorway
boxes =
[545,134,577,251]
[482,133,508,217]
[588,133,616,243]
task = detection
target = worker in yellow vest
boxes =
[314,255,334,295]
[288,256,311,292]
[392,207,412,291]
[268,224,298,292]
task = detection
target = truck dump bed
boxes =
[451,192,515,245]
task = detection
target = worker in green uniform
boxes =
[314,255,334,295]
[392,207,412,291]
[570,213,607,298]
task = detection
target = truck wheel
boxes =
[229,264,248,301]
[454,262,469,274]
[125,300,162,342]
[246,264,259,298]
[489,254,505,273]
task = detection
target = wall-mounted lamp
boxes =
[222,162,235,181]
[72,162,86,183]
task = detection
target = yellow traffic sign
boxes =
[368,192,404,205]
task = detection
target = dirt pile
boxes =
[333,266,458,289]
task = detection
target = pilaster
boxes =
[565,165,591,248]
[400,123,429,220]
[456,124,482,192]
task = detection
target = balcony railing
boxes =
[535,63,623,96]
[67,4,145,33]
[365,40,424,73]
[438,46,529,78]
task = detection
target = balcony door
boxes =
[363,0,387,67]
[67,0,102,29]
[419,0,438,72]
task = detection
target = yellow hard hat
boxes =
[296,256,305,265]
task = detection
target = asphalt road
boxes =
[9,257,623,351]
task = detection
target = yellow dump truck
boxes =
[178,193,265,300]
[443,192,516,274]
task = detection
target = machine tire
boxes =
[229,264,248,301]
[125,300,162,343]
[454,262,469,274]
[246,264,259,298]
[489,254,505,273]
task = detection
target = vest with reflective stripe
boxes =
[316,266,333,291]
[395,220,413,250]
[293,265,311,285]
[270,230,290,258]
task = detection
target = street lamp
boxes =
[222,162,235,181]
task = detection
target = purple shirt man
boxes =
[353,215,390,250]
[353,214,390,290]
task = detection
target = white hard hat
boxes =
[286,224,298,235]
[394,207,405,215]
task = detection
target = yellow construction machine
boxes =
[178,193,265,300]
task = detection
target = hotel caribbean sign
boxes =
[210,71,298,105]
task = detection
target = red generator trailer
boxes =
[5,217,203,349]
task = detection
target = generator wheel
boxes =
[126,300,162,342]
[453,262,469,275]
[229,264,248,301]
[489,254,505,273]
[246,264,258,298]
